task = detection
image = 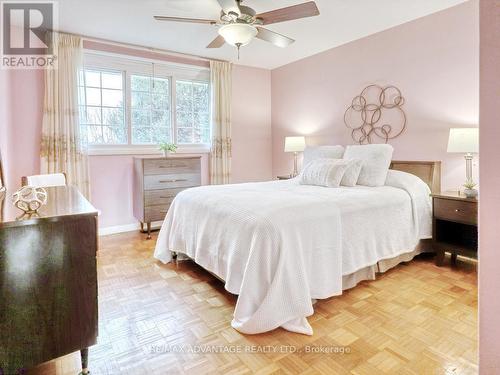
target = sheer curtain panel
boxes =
[209,61,232,185]
[40,32,90,198]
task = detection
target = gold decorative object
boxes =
[12,186,48,213]
[344,85,406,144]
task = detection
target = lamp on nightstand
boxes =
[284,136,306,177]
[447,128,479,197]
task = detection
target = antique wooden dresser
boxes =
[133,156,202,238]
[0,186,98,374]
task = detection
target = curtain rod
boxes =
[55,29,228,64]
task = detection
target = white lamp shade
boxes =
[284,136,306,153]
[447,128,479,153]
[218,24,258,46]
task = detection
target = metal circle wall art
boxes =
[344,85,407,144]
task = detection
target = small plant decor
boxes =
[463,180,477,190]
[463,179,478,198]
[159,142,177,157]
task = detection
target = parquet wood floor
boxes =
[29,232,478,375]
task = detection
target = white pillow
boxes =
[299,158,349,187]
[303,146,345,167]
[343,144,394,187]
[341,159,363,187]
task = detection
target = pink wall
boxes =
[479,1,500,373]
[0,70,11,188]
[0,26,43,191]
[8,70,43,191]
[232,65,272,183]
[271,1,479,191]
[0,69,44,192]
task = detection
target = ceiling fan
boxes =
[154,0,320,58]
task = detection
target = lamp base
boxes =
[465,153,473,182]
[292,152,299,177]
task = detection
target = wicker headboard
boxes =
[390,161,441,193]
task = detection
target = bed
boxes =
[154,160,441,335]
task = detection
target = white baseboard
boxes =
[98,221,163,236]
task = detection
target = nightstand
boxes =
[431,191,478,266]
[277,175,293,180]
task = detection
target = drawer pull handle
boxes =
[159,196,174,199]
[159,179,187,183]
[159,164,184,168]
[455,209,461,212]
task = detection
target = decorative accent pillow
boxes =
[299,158,350,187]
[303,145,345,168]
[341,159,363,187]
[343,144,394,187]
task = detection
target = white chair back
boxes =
[22,173,67,188]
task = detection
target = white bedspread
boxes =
[154,172,431,335]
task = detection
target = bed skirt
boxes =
[173,239,433,294]
[341,239,433,291]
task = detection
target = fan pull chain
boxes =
[236,42,242,60]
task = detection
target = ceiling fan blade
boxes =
[154,16,217,24]
[256,27,295,48]
[207,35,225,48]
[256,1,320,25]
[216,0,240,15]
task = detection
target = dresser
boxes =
[0,186,98,374]
[431,191,478,266]
[133,156,202,238]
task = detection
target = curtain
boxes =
[209,61,232,185]
[40,32,90,198]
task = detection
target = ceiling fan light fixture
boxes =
[218,23,258,46]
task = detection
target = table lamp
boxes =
[447,128,479,197]
[284,136,306,177]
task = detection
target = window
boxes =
[176,80,210,144]
[79,69,126,144]
[131,74,171,144]
[79,53,211,153]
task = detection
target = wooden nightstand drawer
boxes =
[144,173,201,190]
[144,188,184,206]
[144,158,201,175]
[434,197,477,225]
[144,204,171,222]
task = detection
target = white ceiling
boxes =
[58,0,469,69]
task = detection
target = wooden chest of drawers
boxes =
[133,156,202,238]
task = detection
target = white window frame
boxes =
[78,67,127,146]
[174,78,212,147]
[82,51,211,155]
